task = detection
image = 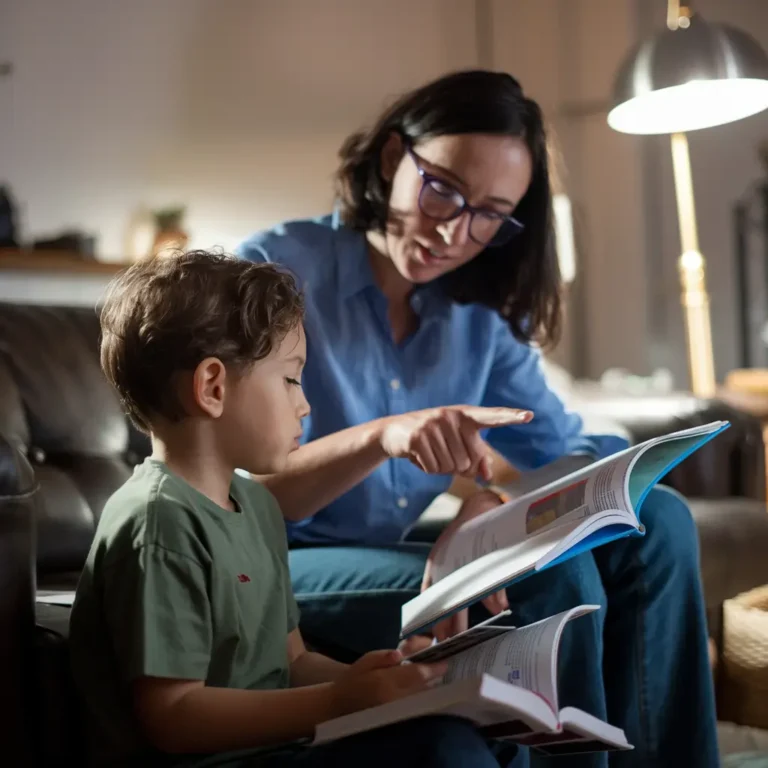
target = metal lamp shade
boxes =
[608,13,768,135]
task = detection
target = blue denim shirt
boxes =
[238,214,628,544]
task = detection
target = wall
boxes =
[489,0,650,379]
[1,0,477,259]
[3,0,768,384]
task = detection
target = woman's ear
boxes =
[380,132,405,182]
[191,357,227,419]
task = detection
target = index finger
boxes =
[458,406,534,428]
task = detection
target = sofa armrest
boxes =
[693,498,768,644]
[0,434,39,766]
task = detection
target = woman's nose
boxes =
[436,210,472,247]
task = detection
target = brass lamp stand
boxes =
[670,131,716,397]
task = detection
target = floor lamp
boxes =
[607,0,768,397]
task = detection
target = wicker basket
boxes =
[721,585,768,729]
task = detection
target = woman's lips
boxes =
[414,243,451,266]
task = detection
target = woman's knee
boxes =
[641,485,697,539]
[639,485,700,565]
[505,551,606,622]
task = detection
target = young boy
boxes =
[69,250,517,768]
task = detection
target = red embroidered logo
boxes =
[237,574,251,583]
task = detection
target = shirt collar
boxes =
[335,225,377,301]
[331,212,450,314]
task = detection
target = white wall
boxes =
[2,0,477,260]
[4,0,768,384]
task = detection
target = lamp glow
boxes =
[608,78,768,135]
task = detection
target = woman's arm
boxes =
[481,317,629,471]
[255,418,389,521]
[257,406,534,521]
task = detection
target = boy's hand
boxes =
[379,406,533,481]
[397,634,435,657]
[330,649,446,717]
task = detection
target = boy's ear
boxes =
[191,357,227,419]
[380,132,405,183]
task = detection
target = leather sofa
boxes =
[2,302,768,765]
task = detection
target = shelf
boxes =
[0,249,132,275]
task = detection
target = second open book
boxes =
[401,420,729,638]
[315,605,632,755]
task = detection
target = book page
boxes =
[432,421,729,585]
[313,675,559,746]
[431,450,637,583]
[402,422,730,638]
[497,454,595,502]
[441,606,598,712]
[401,523,576,638]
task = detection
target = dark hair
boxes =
[99,250,304,433]
[334,69,561,347]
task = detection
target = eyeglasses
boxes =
[406,146,524,247]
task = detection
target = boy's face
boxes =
[221,324,310,474]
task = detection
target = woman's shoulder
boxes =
[237,214,348,270]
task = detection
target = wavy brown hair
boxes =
[334,69,561,348]
[99,250,304,432]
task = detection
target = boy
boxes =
[69,251,516,767]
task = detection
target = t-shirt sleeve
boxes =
[101,543,212,683]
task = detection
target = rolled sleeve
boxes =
[236,233,270,264]
[481,317,628,470]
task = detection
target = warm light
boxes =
[608,78,768,134]
[680,249,704,271]
[553,194,577,283]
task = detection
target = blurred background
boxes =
[7,6,768,763]
[2,0,768,389]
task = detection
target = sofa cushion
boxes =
[693,498,768,644]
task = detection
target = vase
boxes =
[151,228,189,258]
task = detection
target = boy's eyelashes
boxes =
[285,377,301,387]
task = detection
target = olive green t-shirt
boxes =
[69,459,299,767]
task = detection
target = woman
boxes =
[238,70,717,768]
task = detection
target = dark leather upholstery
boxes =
[0,304,150,590]
[0,433,38,766]
[0,304,149,764]
[0,302,767,763]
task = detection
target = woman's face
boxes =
[381,133,533,284]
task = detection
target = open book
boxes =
[314,605,632,756]
[401,420,729,638]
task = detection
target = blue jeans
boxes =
[179,716,518,767]
[289,486,719,767]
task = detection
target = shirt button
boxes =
[397,497,408,509]
[390,378,401,391]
